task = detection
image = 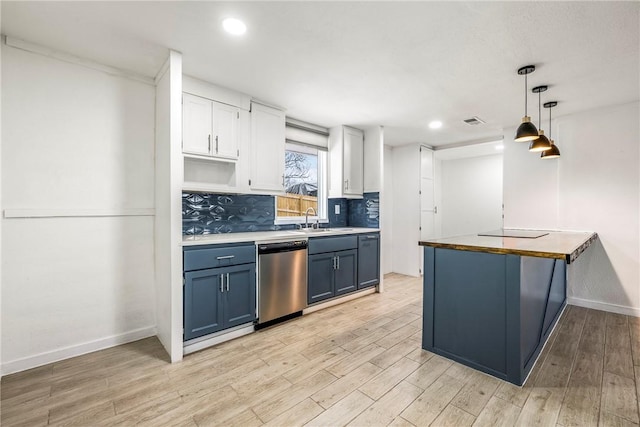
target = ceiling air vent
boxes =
[463,116,485,126]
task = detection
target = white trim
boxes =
[521,304,567,386]
[1,326,157,376]
[183,324,255,355]
[154,56,170,84]
[303,288,377,314]
[568,297,640,317]
[4,36,155,86]
[3,208,155,218]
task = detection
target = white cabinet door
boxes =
[420,146,435,241]
[213,101,239,160]
[183,93,212,156]
[249,102,285,193]
[343,127,364,196]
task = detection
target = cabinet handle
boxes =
[208,135,212,152]
[345,179,349,190]
[332,256,336,270]
[337,256,340,270]
[215,135,219,153]
[226,273,230,292]
[216,255,235,260]
[220,274,224,293]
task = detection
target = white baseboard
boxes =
[303,288,377,314]
[1,326,157,377]
[183,324,255,355]
[568,297,640,317]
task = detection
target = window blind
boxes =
[285,118,329,150]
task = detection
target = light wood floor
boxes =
[2,273,640,426]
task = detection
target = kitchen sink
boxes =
[288,227,355,234]
[296,228,333,233]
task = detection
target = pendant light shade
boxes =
[541,142,560,159]
[529,85,552,152]
[516,118,539,142]
[529,130,552,152]
[541,101,561,159]
[514,65,539,142]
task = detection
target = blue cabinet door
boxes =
[184,268,224,341]
[357,234,380,289]
[224,264,257,328]
[308,253,335,304]
[335,249,357,296]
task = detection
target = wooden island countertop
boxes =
[419,230,597,264]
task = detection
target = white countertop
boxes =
[182,227,380,246]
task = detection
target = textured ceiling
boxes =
[2,1,639,147]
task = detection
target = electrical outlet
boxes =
[335,205,340,215]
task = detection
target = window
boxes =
[276,118,329,223]
[276,143,327,222]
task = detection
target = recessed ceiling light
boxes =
[429,120,443,129]
[223,18,247,35]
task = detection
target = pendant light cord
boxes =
[524,74,528,115]
[538,91,542,128]
[549,106,552,139]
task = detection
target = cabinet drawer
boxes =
[358,233,380,244]
[308,235,358,255]
[184,244,256,271]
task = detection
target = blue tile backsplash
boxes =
[183,193,290,234]
[349,192,380,228]
[329,192,379,229]
[183,191,380,235]
[328,198,348,228]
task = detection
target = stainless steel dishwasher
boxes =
[258,239,308,324]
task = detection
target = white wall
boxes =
[439,154,503,237]
[391,144,421,277]
[504,101,640,316]
[382,145,393,274]
[1,43,156,374]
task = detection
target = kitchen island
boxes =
[419,230,597,385]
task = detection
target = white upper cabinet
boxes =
[182,94,212,156]
[249,102,286,194]
[343,127,364,196]
[182,93,239,160]
[329,126,364,198]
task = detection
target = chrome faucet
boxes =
[305,207,317,229]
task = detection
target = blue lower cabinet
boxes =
[334,249,357,296]
[184,268,225,340]
[308,253,336,304]
[224,265,257,328]
[357,233,380,289]
[308,249,358,304]
[183,243,257,342]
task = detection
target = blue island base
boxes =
[422,247,566,386]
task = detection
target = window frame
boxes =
[274,142,328,225]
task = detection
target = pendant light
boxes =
[515,65,539,142]
[529,85,552,152]
[541,101,561,159]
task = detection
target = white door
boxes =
[213,102,239,160]
[182,93,212,156]
[343,127,364,196]
[420,146,435,241]
[249,102,285,193]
